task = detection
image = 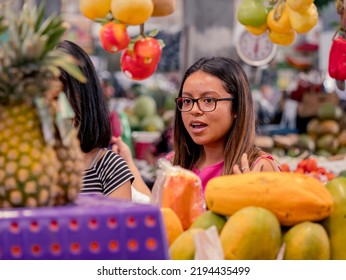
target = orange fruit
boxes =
[287,4,318,34]
[286,0,313,12]
[245,23,268,36]
[79,0,111,20]
[267,3,292,34]
[268,29,296,46]
[111,0,154,26]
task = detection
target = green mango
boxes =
[323,177,346,259]
[237,0,268,27]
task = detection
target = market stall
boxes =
[1,0,346,264]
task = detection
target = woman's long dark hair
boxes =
[173,57,261,174]
[57,40,111,153]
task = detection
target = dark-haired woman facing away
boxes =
[56,40,136,199]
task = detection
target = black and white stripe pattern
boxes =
[81,150,134,196]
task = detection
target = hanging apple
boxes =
[134,37,162,65]
[120,49,157,80]
[237,0,269,27]
[99,21,130,53]
[120,35,163,80]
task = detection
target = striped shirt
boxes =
[81,150,134,196]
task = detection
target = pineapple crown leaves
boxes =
[0,1,85,104]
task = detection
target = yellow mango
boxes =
[169,228,203,260]
[286,0,313,12]
[220,207,281,260]
[245,23,268,36]
[161,207,184,246]
[287,3,318,34]
[283,222,330,260]
[268,29,296,46]
[267,3,292,34]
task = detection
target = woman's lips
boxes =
[190,121,207,133]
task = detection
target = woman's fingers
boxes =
[233,153,251,174]
[240,153,250,173]
[233,164,242,174]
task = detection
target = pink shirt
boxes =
[192,161,224,193]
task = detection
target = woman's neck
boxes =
[197,145,225,170]
[83,147,104,170]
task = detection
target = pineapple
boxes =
[0,1,85,208]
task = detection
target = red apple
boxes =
[99,22,130,53]
[120,37,162,80]
[134,37,162,65]
[120,48,157,80]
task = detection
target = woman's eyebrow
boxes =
[181,90,220,97]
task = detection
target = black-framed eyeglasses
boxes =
[175,97,234,112]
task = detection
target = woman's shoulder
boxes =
[251,152,282,172]
[97,149,128,168]
[165,151,175,162]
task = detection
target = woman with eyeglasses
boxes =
[172,57,281,192]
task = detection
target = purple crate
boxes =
[0,195,169,260]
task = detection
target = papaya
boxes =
[283,222,330,260]
[189,210,227,234]
[205,172,334,226]
[169,228,203,260]
[220,207,281,260]
[323,177,346,259]
[160,207,184,246]
[159,163,205,230]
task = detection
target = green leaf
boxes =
[148,29,159,37]
[157,39,166,48]
[49,55,87,83]
[34,1,46,32]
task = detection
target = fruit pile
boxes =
[269,101,346,159]
[306,102,346,156]
[160,172,346,260]
[237,0,319,46]
[79,0,175,80]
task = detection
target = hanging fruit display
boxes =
[79,0,175,81]
[236,0,320,46]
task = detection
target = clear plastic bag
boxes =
[194,226,224,260]
[151,158,206,230]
